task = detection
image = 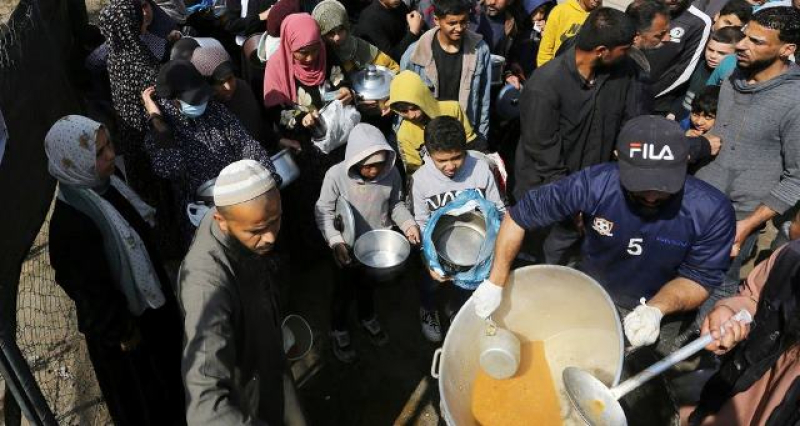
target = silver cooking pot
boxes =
[431,265,625,425]
[431,211,487,274]
[352,65,394,101]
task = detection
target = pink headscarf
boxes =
[263,13,327,108]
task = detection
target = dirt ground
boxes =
[284,253,445,426]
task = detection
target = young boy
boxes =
[388,70,484,174]
[315,123,421,363]
[400,0,492,140]
[683,85,720,136]
[712,0,752,30]
[411,116,506,342]
[678,27,743,117]
[536,0,601,66]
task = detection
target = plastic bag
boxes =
[422,189,502,290]
[312,100,361,154]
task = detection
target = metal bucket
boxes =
[271,149,300,189]
[353,229,410,282]
[490,55,506,86]
[431,265,624,425]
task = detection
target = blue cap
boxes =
[524,0,554,15]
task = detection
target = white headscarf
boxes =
[45,115,165,315]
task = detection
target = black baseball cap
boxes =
[156,60,213,106]
[617,115,690,194]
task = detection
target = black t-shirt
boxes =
[432,40,463,102]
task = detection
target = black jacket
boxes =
[513,46,637,199]
[645,5,711,113]
[354,1,422,63]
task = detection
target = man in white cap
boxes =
[179,160,305,425]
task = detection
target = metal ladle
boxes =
[563,309,753,426]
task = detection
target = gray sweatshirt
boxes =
[316,124,416,247]
[695,64,800,219]
[412,151,506,230]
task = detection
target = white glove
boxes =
[473,279,503,319]
[623,298,664,347]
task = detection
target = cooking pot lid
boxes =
[496,83,521,121]
[335,197,356,247]
[352,65,394,101]
[196,178,217,204]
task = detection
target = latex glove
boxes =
[473,279,503,319]
[623,298,664,347]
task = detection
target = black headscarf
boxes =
[99,0,160,140]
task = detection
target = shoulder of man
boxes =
[670,6,711,41]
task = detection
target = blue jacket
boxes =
[510,163,735,309]
[400,28,492,139]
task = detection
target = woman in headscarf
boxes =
[312,0,399,74]
[98,0,182,257]
[263,12,354,252]
[188,43,268,146]
[141,59,280,247]
[45,115,185,426]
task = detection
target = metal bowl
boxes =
[431,211,487,273]
[353,229,410,281]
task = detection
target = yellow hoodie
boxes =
[537,0,589,66]
[387,71,477,174]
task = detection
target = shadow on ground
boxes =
[283,251,446,426]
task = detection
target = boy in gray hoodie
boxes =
[412,116,506,342]
[315,123,420,363]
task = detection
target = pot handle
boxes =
[430,347,443,379]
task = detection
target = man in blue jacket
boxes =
[473,115,735,349]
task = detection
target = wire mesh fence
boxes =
[10,198,110,426]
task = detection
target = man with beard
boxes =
[514,8,637,265]
[645,0,711,115]
[694,7,800,318]
[179,160,306,425]
[473,116,735,351]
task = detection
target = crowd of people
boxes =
[36,0,800,422]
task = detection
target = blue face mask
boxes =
[179,100,208,118]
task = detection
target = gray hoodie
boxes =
[316,124,416,247]
[412,151,506,230]
[694,64,800,219]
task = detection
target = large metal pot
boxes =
[431,211,487,274]
[270,149,300,189]
[353,229,410,282]
[431,265,624,426]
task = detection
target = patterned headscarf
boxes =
[99,0,160,135]
[263,13,327,107]
[45,115,165,315]
[190,44,234,82]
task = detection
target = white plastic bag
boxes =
[312,100,361,154]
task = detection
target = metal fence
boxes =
[9,200,111,426]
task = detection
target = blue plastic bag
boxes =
[422,189,502,290]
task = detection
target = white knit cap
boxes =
[213,160,276,207]
[361,151,387,165]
